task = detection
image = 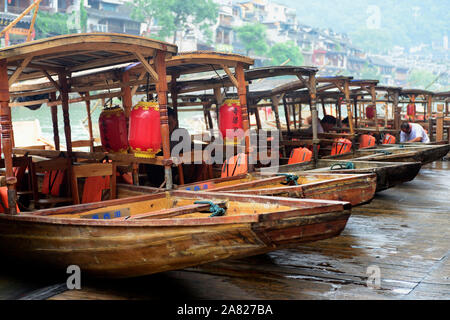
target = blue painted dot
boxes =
[114,211,121,218]
[186,187,191,191]
[92,214,99,219]
[203,184,208,190]
[103,213,111,219]
[194,186,200,191]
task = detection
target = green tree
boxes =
[234,23,269,56]
[80,0,88,33]
[267,41,304,66]
[407,69,439,89]
[129,0,218,43]
[35,12,70,38]
[360,63,382,81]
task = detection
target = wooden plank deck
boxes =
[1,161,448,300]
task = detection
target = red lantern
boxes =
[219,99,244,144]
[407,103,415,116]
[365,105,375,119]
[98,106,128,153]
[128,101,161,158]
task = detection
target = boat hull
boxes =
[0,191,351,278]
[259,160,422,192]
[324,144,450,165]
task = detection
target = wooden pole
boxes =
[283,96,291,135]
[26,1,40,42]
[84,92,94,152]
[121,70,132,129]
[235,62,250,156]
[344,82,354,135]
[58,73,72,155]
[353,96,358,129]
[155,50,172,189]
[0,59,17,214]
[436,103,444,142]
[370,85,378,132]
[170,76,179,123]
[427,94,433,141]
[50,91,60,151]
[309,74,318,161]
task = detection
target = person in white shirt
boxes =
[400,122,430,143]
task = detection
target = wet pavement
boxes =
[1,161,449,300]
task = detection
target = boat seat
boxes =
[71,162,117,204]
[30,157,73,209]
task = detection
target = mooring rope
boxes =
[330,162,355,170]
[194,201,226,217]
[276,173,299,185]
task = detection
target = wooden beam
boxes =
[8,56,33,86]
[133,51,159,82]
[221,65,239,88]
[42,70,61,91]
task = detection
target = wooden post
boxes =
[235,62,250,156]
[84,92,95,152]
[344,82,354,135]
[353,96,358,129]
[436,104,444,142]
[50,92,60,151]
[58,73,72,155]
[370,85,378,133]
[0,59,17,214]
[121,70,132,129]
[170,76,179,123]
[283,96,291,135]
[155,50,172,189]
[427,94,433,141]
[309,74,318,161]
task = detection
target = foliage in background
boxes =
[129,0,218,43]
[407,69,440,90]
[80,0,88,33]
[234,23,269,56]
[267,41,304,66]
[282,0,449,53]
[35,11,70,38]
[360,63,381,82]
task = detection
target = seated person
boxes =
[400,122,430,143]
[341,117,349,127]
[304,115,337,134]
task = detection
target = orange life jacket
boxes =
[359,134,376,149]
[81,175,111,204]
[331,138,352,155]
[221,153,248,178]
[382,134,396,144]
[0,187,20,214]
[42,170,66,197]
[288,147,312,164]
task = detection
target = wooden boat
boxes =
[177,172,376,206]
[323,144,450,164]
[0,188,351,278]
[259,160,422,192]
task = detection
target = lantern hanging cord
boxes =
[210,64,229,99]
